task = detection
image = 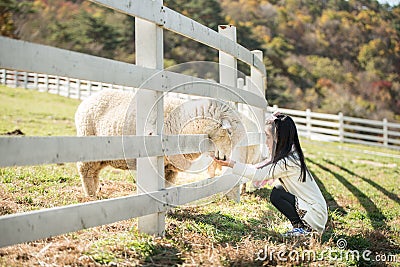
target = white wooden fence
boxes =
[269,107,400,151]
[0,68,134,99]
[2,66,399,151]
[0,0,268,247]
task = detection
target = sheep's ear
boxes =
[221,119,232,130]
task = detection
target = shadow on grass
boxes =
[324,159,400,205]
[249,186,273,200]
[143,244,184,266]
[307,158,387,230]
[169,208,280,244]
[307,159,400,259]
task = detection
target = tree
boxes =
[0,0,33,37]
[358,39,392,77]
[3,0,400,121]
[164,0,226,63]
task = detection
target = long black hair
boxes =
[271,114,308,182]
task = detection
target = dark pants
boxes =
[270,185,304,229]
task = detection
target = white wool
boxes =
[75,89,246,196]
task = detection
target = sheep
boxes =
[75,89,245,196]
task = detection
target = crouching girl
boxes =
[214,113,328,236]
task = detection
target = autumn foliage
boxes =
[2,0,400,121]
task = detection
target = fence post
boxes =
[44,74,49,92]
[237,78,245,114]
[0,69,5,85]
[338,112,344,143]
[13,70,18,88]
[77,79,81,100]
[218,25,241,203]
[135,0,165,236]
[54,76,59,95]
[23,72,28,89]
[38,73,43,91]
[250,50,267,158]
[218,25,237,89]
[250,51,266,125]
[88,80,92,97]
[66,77,70,98]
[306,108,312,139]
[383,118,388,147]
[33,73,38,89]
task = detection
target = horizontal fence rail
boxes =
[0,0,268,248]
[0,174,249,247]
[0,135,211,167]
[0,39,267,109]
[90,0,266,76]
[0,133,262,168]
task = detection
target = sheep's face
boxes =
[206,116,245,160]
[163,98,246,171]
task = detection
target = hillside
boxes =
[2,0,400,122]
[0,86,399,265]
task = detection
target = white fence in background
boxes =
[0,68,133,99]
[268,106,400,150]
[0,0,267,248]
[2,67,399,151]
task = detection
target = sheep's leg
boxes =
[241,183,247,194]
[77,161,103,196]
[207,161,223,178]
[164,165,179,187]
[207,161,217,178]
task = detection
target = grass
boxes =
[0,86,399,266]
[0,85,79,136]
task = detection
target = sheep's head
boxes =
[163,98,245,171]
[205,112,246,158]
[179,99,242,158]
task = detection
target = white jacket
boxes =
[232,153,328,233]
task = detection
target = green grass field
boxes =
[0,86,399,266]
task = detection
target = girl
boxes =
[214,113,328,236]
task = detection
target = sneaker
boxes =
[283,227,310,237]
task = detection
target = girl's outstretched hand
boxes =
[213,157,235,168]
